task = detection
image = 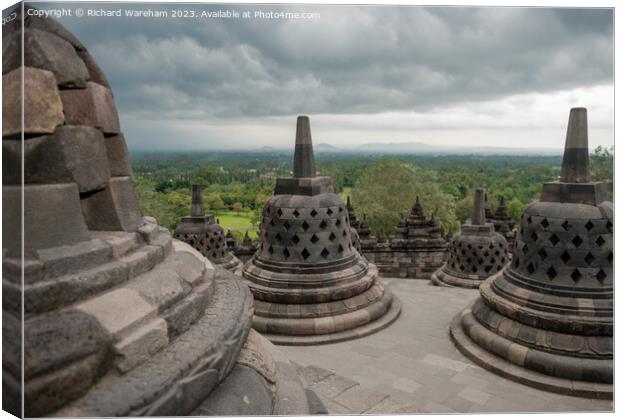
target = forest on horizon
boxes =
[132,147,614,240]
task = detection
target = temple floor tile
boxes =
[278,278,614,414]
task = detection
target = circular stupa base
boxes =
[192,329,310,415]
[449,306,613,400]
[216,254,243,273]
[430,268,486,289]
[257,294,401,346]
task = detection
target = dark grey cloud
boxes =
[33,2,613,121]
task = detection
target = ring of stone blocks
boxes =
[252,281,386,319]
[450,309,612,398]
[470,298,612,359]
[252,286,395,336]
[445,232,509,277]
[3,220,173,314]
[21,236,169,314]
[457,306,612,384]
[490,267,612,315]
[243,262,378,304]
[511,211,613,290]
[246,253,370,288]
[48,267,254,417]
[17,236,223,415]
[480,274,612,335]
[431,268,485,288]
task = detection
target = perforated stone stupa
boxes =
[174,184,242,272]
[431,189,509,288]
[242,116,400,345]
[450,108,613,398]
[2,11,308,417]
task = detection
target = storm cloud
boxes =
[36,2,614,149]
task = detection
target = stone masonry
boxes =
[450,108,613,399]
[2,9,309,417]
[173,184,242,273]
[431,189,510,288]
[241,116,400,345]
[357,196,448,279]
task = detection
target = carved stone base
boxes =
[430,265,485,289]
[450,306,612,399]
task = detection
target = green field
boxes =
[215,211,258,239]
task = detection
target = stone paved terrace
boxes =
[279,278,614,414]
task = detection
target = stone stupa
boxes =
[2,11,309,417]
[389,196,448,278]
[484,193,495,222]
[346,197,362,252]
[232,231,259,263]
[489,195,516,250]
[173,184,242,272]
[241,116,400,345]
[431,189,509,288]
[346,196,360,230]
[450,108,613,398]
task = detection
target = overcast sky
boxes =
[34,2,613,151]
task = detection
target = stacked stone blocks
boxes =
[450,108,613,399]
[2,11,309,417]
[356,197,448,279]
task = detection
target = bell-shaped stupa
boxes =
[173,184,242,272]
[431,189,509,288]
[242,116,400,345]
[489,195,516,249]
[1,10,308,416]
[450,108,613,398]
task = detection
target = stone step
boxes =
[21,242,167,314]
[52,268,254,417]
[293,363,419,415]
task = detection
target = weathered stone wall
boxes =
[361,242,447,279]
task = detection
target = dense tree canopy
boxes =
[351,160,459,235]
[131,148,613,235]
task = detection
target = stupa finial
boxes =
[293,115,316,178]
[560,107,590,183]
[191,184,205,217]
[472,188,485,225]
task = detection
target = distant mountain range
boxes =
[135,141,564,156]
[312,141,562,156]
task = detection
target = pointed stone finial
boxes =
[293,115,316,178]
[346,195,353,210]
[216,218,220,224]
[472,188,485,225]
[191,184,204,217]
[560,107,590,183]
[415,195,420,205]
[499,195,506,206]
